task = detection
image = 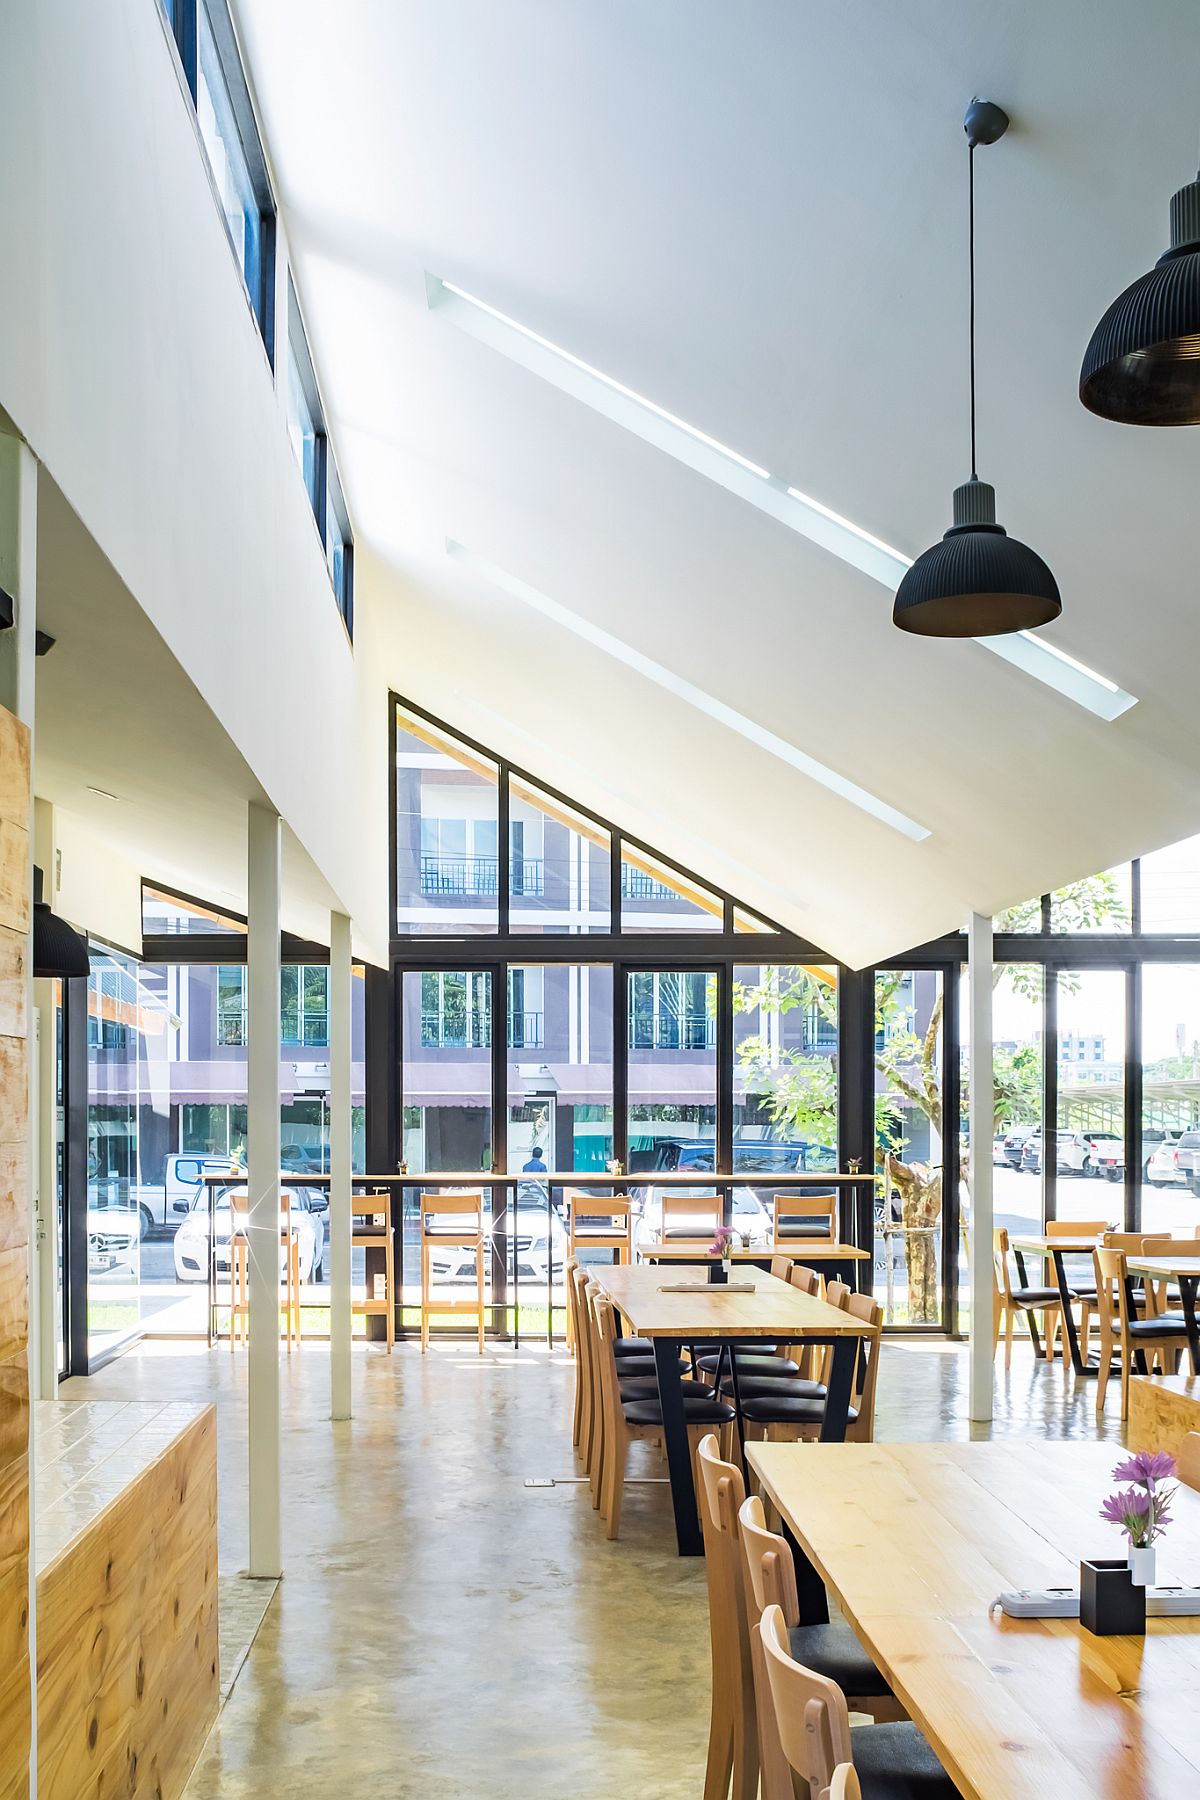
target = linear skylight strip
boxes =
[446,541,931,843]
[428,273,1138,722]
[975,631,1137,722]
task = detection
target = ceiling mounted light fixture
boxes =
[1080,162,1200,424]
[894,100,1062,638]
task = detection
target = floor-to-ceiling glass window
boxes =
[627,968,718,1241]
[1053,967,1125,1226]
[732,962,838,1241]
[874,969,946,1326]
[395,704,500,936]
[1139,965,1200,1236]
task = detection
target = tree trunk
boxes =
[885,1154,943,1324]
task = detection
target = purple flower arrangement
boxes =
[708,1225,737,1260]
[1099,1450,1177,1549]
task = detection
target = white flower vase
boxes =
[722,1255,732,1279]
[1128,1544,1156,1587]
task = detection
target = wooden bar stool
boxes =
[565,1191,632,1351]
[771,1191,837,1248]
[660,1188,723,1245]
[420,1189,486,1352]
[352,1191,395,1351]
[229,1189,301,1351]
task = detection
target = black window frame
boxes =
[287,276,355,640]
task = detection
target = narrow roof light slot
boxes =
[428,275,1137,722]
[446,541,931,844]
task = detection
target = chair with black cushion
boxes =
[660,1188,724,1245]
[592,1293,734,1540]
[695,1434,760,1800]
[1094,1245,1196,1418]
[772,1188,837,1247]
[737,1293,883,1442]
[738,1495,903,1800]
[758,1603,956,1800]
[993,1226,1064,1366]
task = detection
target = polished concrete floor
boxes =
[59,1333,1129,1799]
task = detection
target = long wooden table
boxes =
[747,1439,1200,1800]
[640,1241,869,1292]
[1127,1254,1200,1372]
[588,1263,869,1555]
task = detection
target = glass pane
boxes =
[995,896,1043,932]
[874,969,944,1326]
[620,846,723,933]
[395,704,500,934]
[509,779,611,934]
[506,965,613,1332]
[733,963,838,1239]
[1054,969,1124,1225]
[287,341,320,514]
[733,906,780,934]
[142,885,246,936]
[196,0,261,313]
[1139,966,1200,1237]
[1050,866,1131,932]
[1140,834,1200,933]
[627,970,717,1245]
[991,963,1045,1232]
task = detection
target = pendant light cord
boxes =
[968,140,977,480]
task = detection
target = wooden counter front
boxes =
[34,1400,219,1800]
[1128,1373,1200,1459]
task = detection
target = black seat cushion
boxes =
[623,1395,736,1427]
[1129,1316,1193,1338]
[695,1353,801,1379]
[789,1621,891,1698]
[609,1353,689,1378]
[723,1376,828,1401]
[663,1227,723,1241]
[1012,1286,1061,1306]
[689,1341,779,1355]
[1068,1283,1098,1299]
[613,1337,656,1357]
[739,1394,859,1426]
[618,1375,716,1402]
[849,1721,958,1799]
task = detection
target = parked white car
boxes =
[425,1198,567,1286]
[1146,1134,1187,1186]
[173,1185,325,1284]
[87,1203,141,1275]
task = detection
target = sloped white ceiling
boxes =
[235,0,1200,965]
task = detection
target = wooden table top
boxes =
[746,1439,1200,1800]
[640,1242,868,1262]
[1009,1233,1106,1253]
[1128,1255,1200,1279]
[586,1263,869,1340]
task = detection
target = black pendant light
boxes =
[893,100,1062,638]
[1080,169,1200,424]
[32,866,89,980]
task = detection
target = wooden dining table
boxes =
[1008,1233,1105,1373]
[747,1438,1200,1800]
[638,1240,869,1290]
[1126,1254,1200,1370]
[586,1262,870,1555]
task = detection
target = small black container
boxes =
[1079,1558,1146,1636]
[707,1261,729,1286]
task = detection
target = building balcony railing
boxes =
[420,855,550,899]
[419,1011,545,1050]
[620,867,686,903]
[629,1016,717,1051]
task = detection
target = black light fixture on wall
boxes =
[1080,166,1200,424]
[893,100,1062,638]
[32,866,90,981]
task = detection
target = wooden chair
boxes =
[419,1189,486,1353]
[565,1257,585,1447]
[993,1227,1063,1366]
[696,1435,758,1800]
[1094,1246,1196,1418]
[228,1189,301,1352]
[592,1293,734,1539]
[660,1189,724,1245]
[1179,1431,1200,1492]
[772,1191,837,1247]
[828,1769,862,1800]
[567,1191,633,1260]
[757,1604,955,1800]
[738,1293,882,1443]
[788,1264,821,1298]
[1139,1235,1200,1320]
[352,1193,395,1351]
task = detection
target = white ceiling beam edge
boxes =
[445,539,931,843]
[427,274,1136,724]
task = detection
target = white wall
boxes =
[0,1,386,961]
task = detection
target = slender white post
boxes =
[247,802,282,1577]
[329,910,352,1421]
[967,910,995,1423]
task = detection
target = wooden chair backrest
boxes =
[774,1194,837,1245]
[827,1766,862,1800]
[759,1603,851,1797]
[572,1266,598,1431]
[696,1435,755,1775]
[568,1190,632,1227]
[591,1293,624,1438]
[1094,1246,1131,1333]
[845,1291,884,1438]
[661,1190,723,1236]
[993,1226,1018,1305]
[421,1190,484,1234]
[1179,1431,1200,1493]
[1047,1218,1108,1238]
[738,1494,800,1628]
[770,1255,794,1282]
[563,1254,579,1332]
[788,1264,821,1297]
[1104,1231,1149,1252]
[1142,1234,1200,1257]
[825,1279,851,1311]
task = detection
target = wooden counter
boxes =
[1128,1373,1200,1458]
[34,1400,219,1800]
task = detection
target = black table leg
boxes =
[1181,1275,1200,1375]
[820,1337,856,1442]
[781,1518,829,1625]
[1051,1247,1094,1376]
[652,1336,702,1556]
[1013,1248,1044,1359]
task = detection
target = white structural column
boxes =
[329,911,353,1421]
[247,802,282,1578]
[967,911,995,1423]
